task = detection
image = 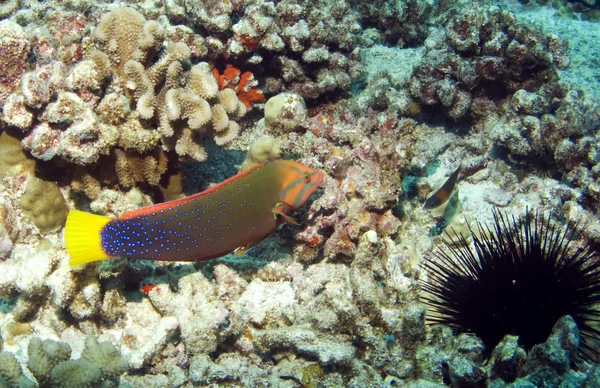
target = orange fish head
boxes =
[278,161,324,209]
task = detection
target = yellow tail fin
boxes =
[64,210,112,266]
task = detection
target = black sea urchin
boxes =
[421,209,600,364]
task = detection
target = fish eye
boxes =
[303,172,311,182]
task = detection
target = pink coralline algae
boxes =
[46,11,88,64]
[0,20,31,105]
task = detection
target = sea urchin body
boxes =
[421,209,600,365]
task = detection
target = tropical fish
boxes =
[65,160,324,265]
[423,165,461,210]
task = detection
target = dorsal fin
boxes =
[121,163,267,219]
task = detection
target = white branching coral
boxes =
[90,7,247,162]
[1,5,247,185]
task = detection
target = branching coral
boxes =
[0,351,27,386]
[25,336,127,386]
[27,337,71,386]
[51,359,102,388]
[91,7,248,161]
[81,336,128,379]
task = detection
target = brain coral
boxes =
[20,177,69,234]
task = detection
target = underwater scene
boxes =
[0,0,599,386]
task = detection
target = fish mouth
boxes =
[313,170,325,187]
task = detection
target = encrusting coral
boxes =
[264,92,307,133]
[408,6,570,121]
[0,131,35,176]
[0,0,19,19]
[0,20,31,105]
[240,135,281,171]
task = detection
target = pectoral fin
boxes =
[272,203,300,225]
[234,236,267,256]
[234,245,252,256]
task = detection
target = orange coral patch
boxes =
[223,65,240,83]
[239,34,260,50]
[236,71,253,93]
[306,235,320,246]
[237,88,264,108]
[212,68,224,90]
[140,284,158,295]
[212,67,264,108]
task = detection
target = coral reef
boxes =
[0,20,31,105]
[527,0,600,21]
[347,0,439,47]
[417,316,592,387]
[0,0,598,386]
[492,84,600,207]
[422,209,600,365]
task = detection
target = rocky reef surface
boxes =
[0,0,599,386]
